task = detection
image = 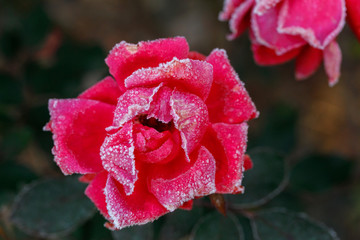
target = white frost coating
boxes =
[254,0,282,16]
[106,83,163,131]
[100,123,138,195]
[227,0,254,40]
[277,0,346,50]
[151,146,216,211]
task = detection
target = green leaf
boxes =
[11,177,95,238]
[190,212,244,240]
[159,207,204,240]
[112,223,154,240]
[226,148,288,208]
[250,208,339,240]
[290,154,353,192]
[0,162,38,190]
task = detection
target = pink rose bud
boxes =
[44,37,258,230]
[220,0,346,86]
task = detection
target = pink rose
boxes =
[44,37,258,229]
[219,0,346,86]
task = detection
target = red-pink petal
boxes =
[252,3,306,55]
[78,76,124,105]
[105,37,189,89]
[170,90,209,161]
[253,0,283,15]
[227,0,254,40]
[205,49,258,123]
[45,99,115,175]
[212,123,248,193]
[85,171,110,219]
[188,51,206,61]
[150,146,216,211]
[278,0,346,49]
[147,87,173,123]
[295,46,323,80]
[108,85,162,130]
[100,122,137,195]
[219,0,245,21]
[125,58,213,100]
[179,200,193,210]
[346,0,360,41]
[323,40,342,86]
[251,41,302,65]
[105,175,167,229]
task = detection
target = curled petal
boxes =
[252,3,306,55]
[251,40,302,65]
[295,46,323,80]
[323,40,342,86]
[346,0,360,41]
[170,90,210,161]
[203,123,248,194]
[125,58,213,100]
[188,51,206,61]
[109,85,162,130]
[78,76,124,105]
[278,0,346,49]
[253,0,283,15]
[227,0,254,40]
[150,146,216,211]
[85,171,110,219]
[205,49,258,123]
[100,122,138,195]
[105,175,167,229]
[105,37,189,88]
[45,99,114,175]
[219,0,245,21]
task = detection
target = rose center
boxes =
[138,115,173,132]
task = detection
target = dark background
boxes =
[1,0,360,239]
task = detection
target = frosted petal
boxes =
[45,99,114,175]
[170,90,209,161]
[108,85,162,130]
[105,37,189,88]
[219,0,245,21]
[278,0,346,49]
[100,122,138,195]
[205,49,258,123]
[78,76,124,105]
[150,146,216,211]
[125,58,213,100]
[323,40,342,86]
[105,175,167,229]
[253,0,283,15]
[227,0,254,40]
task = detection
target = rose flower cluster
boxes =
[45,37,258,229]
[219,0,351,86]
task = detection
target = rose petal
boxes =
[85,171,110,219]
[252,3,306,55]
[105,37,189,89]
[253,0,283,15]
[79,174,96,183]
[170,90,209,161]
[205,49,258,123]
[295,46,323,80]
[78,76,124,105]
[105,175,167,229]
[147,87,173,123]
[323,40,342,86]
[278,0,346,49]
[100,122,137,195]
[125,58,213,100]
[219,0,245,21]
[202,123,248,194]
[108,85,162,130]
[346,0,360,41]
[227,0,254,40]
[150,146,216,211]
[45,99,115,175]
[251,40,302,65]
[179,200,193,210]
[188,51,206,61]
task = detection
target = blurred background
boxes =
[0,0,359,239]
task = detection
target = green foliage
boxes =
[112,223,154,240]
[10,177,95,238]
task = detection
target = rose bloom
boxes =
[44,37,258,229]
[219,0,347,86]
